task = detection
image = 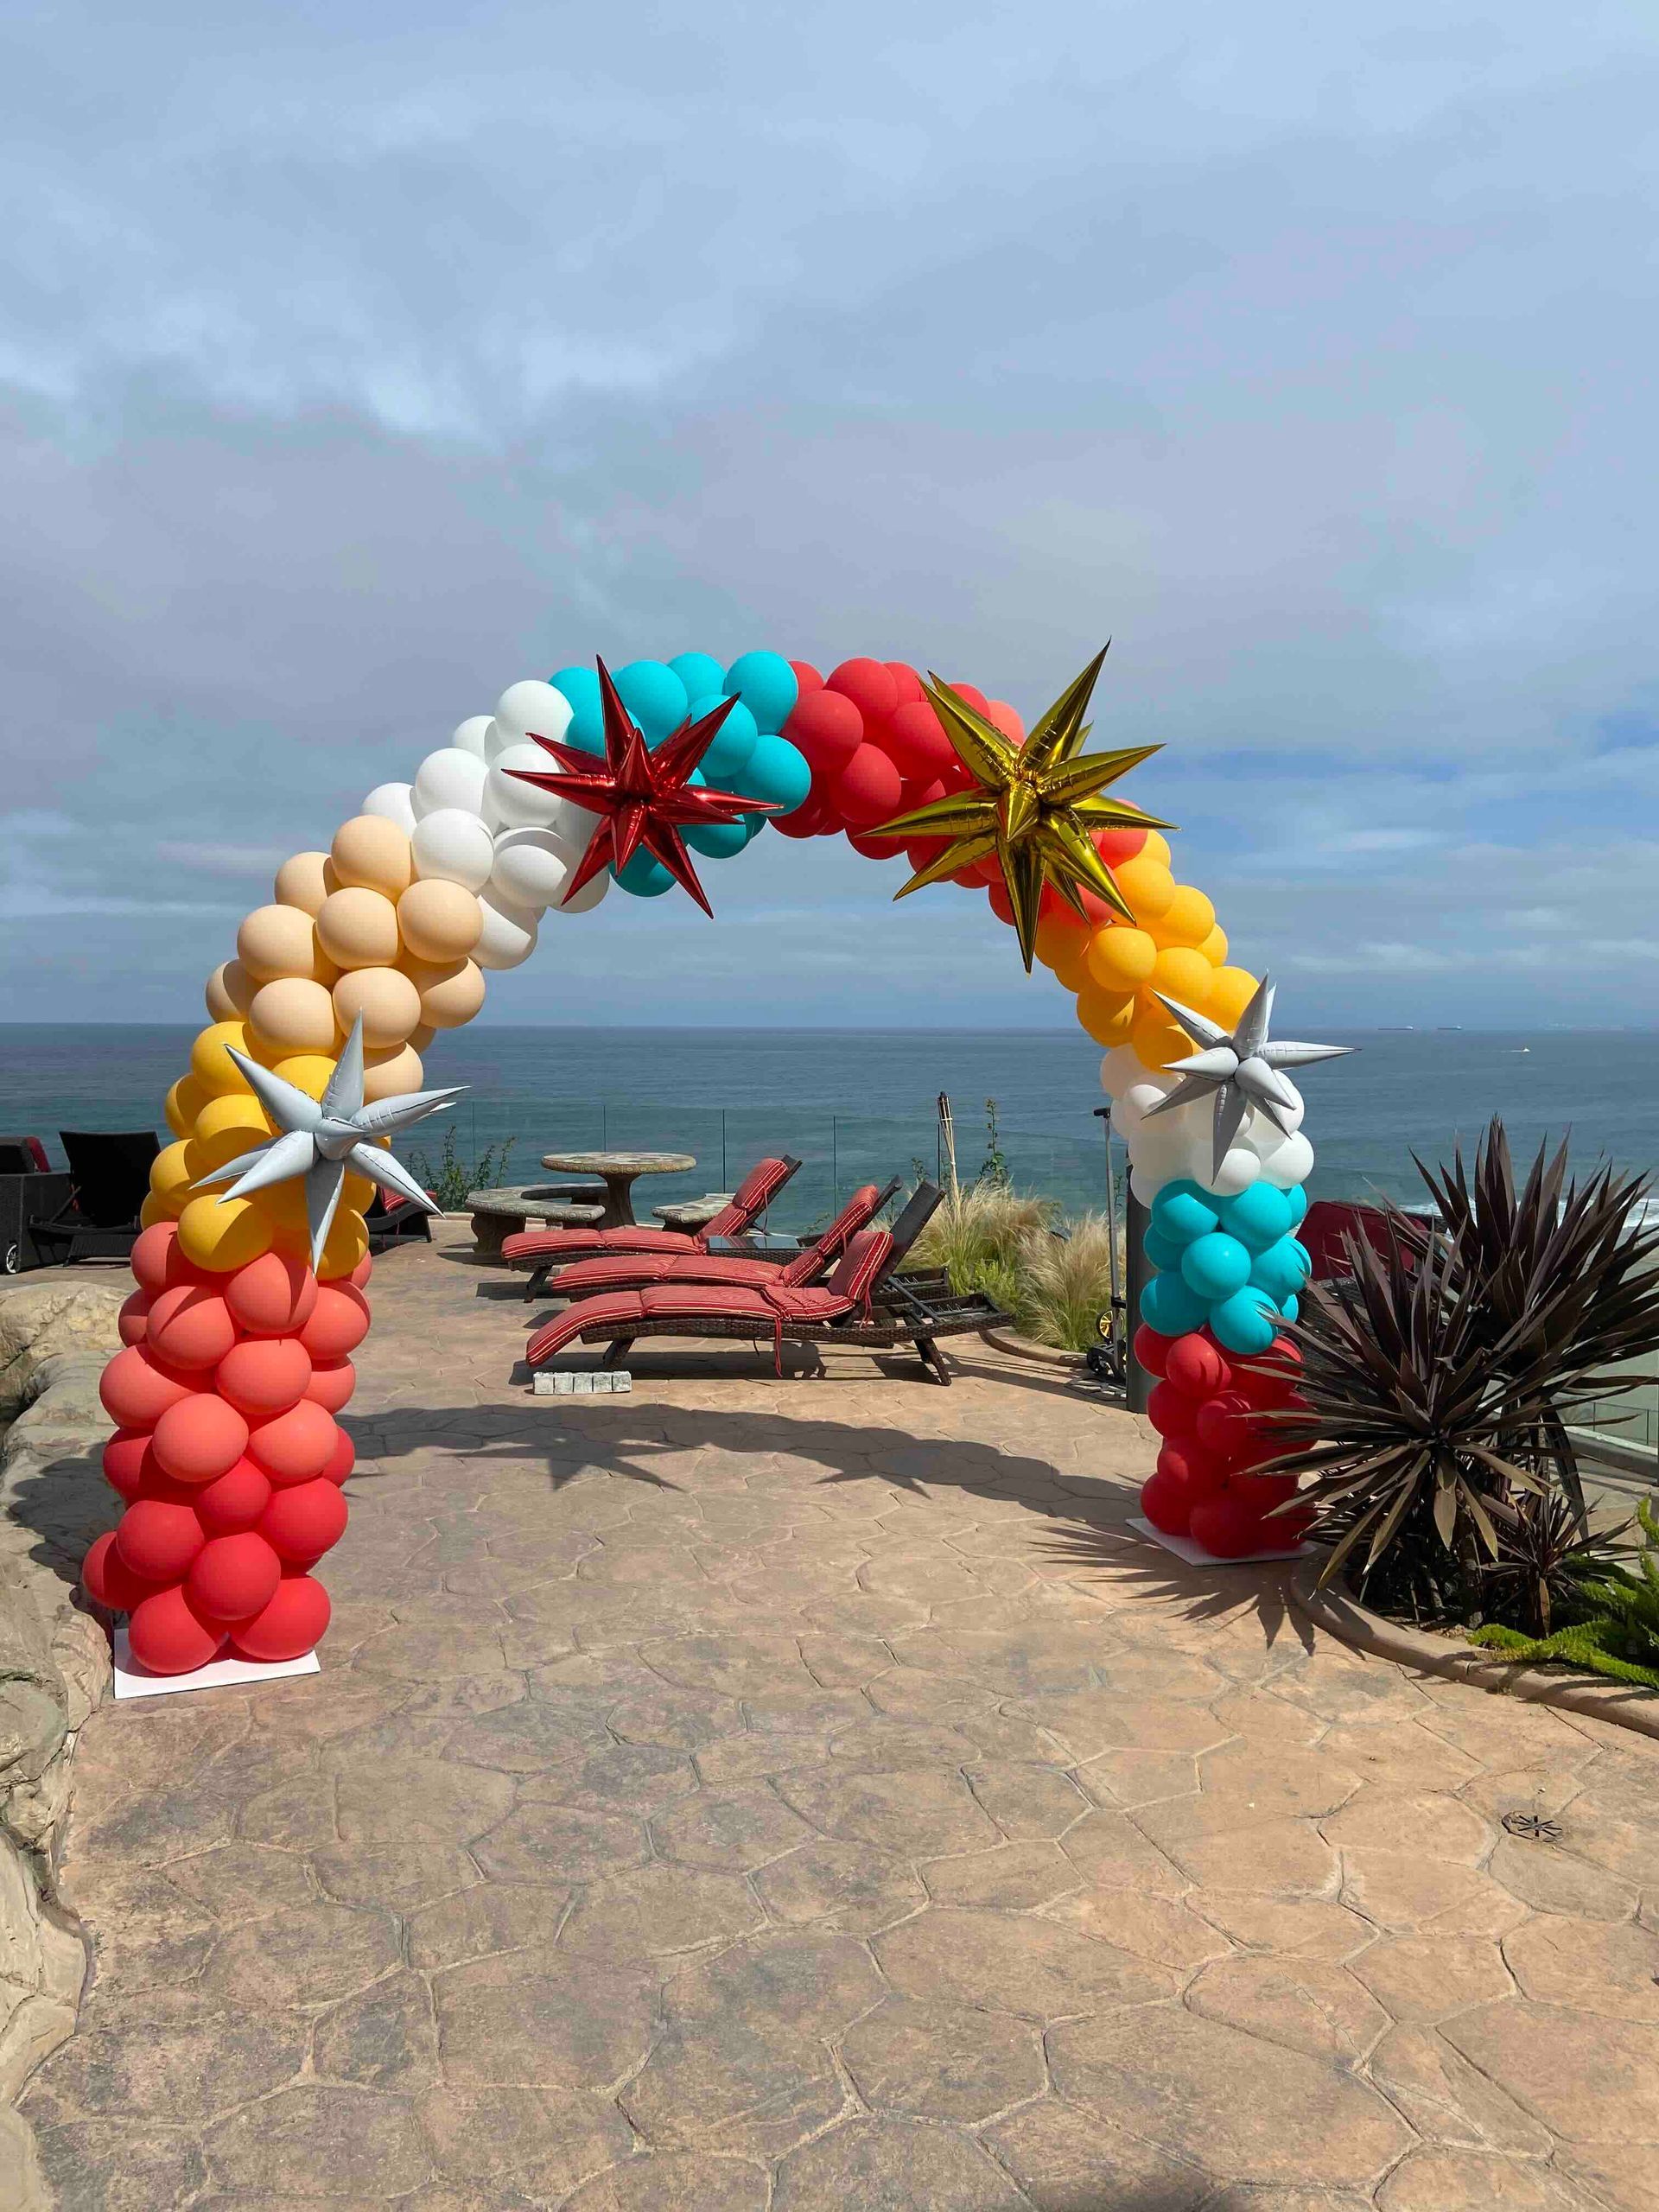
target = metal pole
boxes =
[720,1109,728,1191]
[1124,1191,1152,1412]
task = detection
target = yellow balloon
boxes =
[1074,981,1137,1047]
[148,1141,194,1208]
[1084,924,1157,992]
[195,1091,272,1146]
[1140,829,1172,868]
[184,1123,266,1179]
[1150,884,1216,950]
[177,1192,275,1273]
[191,1020,254,1098]
[1198,923,1229,967]
[164,1075,208,1139]
[1150,946,1214,1008]
[140,1192,176,1230]
[1207,965,1260,1030]
[288,1206,369,1281]
[1112,855,1174,923]
[271,1052,340,1102]
[343,1167,377,1212]
[1130,1004,1192,1071]
[274,851,331,917]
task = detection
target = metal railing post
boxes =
[720,1109,728,1190]
[1124,1191,1153,1413]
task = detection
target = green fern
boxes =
[1469,1619,1659,1691]
[1469,1496,1659,1690]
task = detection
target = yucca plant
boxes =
[1258,1119,1659,1628]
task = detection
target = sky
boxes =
[3,0,1656,1032]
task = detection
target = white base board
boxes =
[112,1626,321,1700]
[1128,1515,1319,1568]
[533,1369,632,1395]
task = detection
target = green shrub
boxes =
[1011,1212,1120,1352]
[905,1184,1121,1352]
[1470,1497,1659,1689]
[408,1126,515,1212]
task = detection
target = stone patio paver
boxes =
[19,1224,1659,2208]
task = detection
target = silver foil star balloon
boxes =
[1144,975,1353,1177]
[188,1016,463,1269]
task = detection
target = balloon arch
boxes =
[87,648,1337,1675]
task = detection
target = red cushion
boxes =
[823,1228,893,1304]
[702,1156,793,1239]
[779,1184,879,1286]
[551,1254,782,1295]
[505,1225,688,1263]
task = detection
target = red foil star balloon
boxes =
[506,659,786,915]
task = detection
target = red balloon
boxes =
[224,1248,318,1336]
[984,699,1025,742]
[1165,1332,1232,1400]
[988,883,1014,926]
[771,798,826,840]
[298,1285,370,1363]
[304,1358,356,1414]
[826,657,899,725]
[115,1497,206,1582]
[944,679,989,714]
[232,1573,331,1663]
[782,689,862,774]
[152,1393,250,1484]
[321,1428,356,1487]
[828,745,903,829]
[883,701,954,780]
[1195,1390,1256,1461]
[194,1457,273,1536]
[1095,825,1149,868]
[845,828,906,861]
[218,1336,313,1416]
[130,1221,182,1294]
[789,658,823,696]
[248,1399,338,1487]
[885,661,925,705]
[1156,1438,1228,1497]
[1132,1324,1173,1379]
[1230,1471,1300,1514]
[1189,1491,1269,1560]
[187,1531,283,1624]
[1147,1380,1199,1441]
[1139,1467,1192,1536]
[259,1477,348,1566]
[103,1428,156,1503]
[128,1584,224,1675]
[99,1344,196,1431]
[82,1529,158,1612]
[118,1290,153,1347]
[147,1281,238,1370]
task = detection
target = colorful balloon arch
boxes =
[87,648,1336,1675]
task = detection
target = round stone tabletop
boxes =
[539,1152,696,1176]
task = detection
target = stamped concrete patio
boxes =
[23,1227,1659,2210]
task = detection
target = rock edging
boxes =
[0,1287,120,2206]
[1289,1554,1659,1743]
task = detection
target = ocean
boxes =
[3,1023,1656,1230]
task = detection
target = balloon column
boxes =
[92,642,1343,1672]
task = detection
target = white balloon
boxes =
[472,893,540,970]
[450,715,494,760]
[485,742,600,848]
[481,720,512,765]
[1262,1131,1315,1188]
[1131,1162,1178,1206]
[1202,1147,1264,1197]
[362,781,417,833]
[1100,1046,1149,1100]
[493,679,574,754]
[490,825,582,911]
[411,807,495,892]
[413,747,490,820]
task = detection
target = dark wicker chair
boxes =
[33,1130,161,1264]
[365,1186,434,1255]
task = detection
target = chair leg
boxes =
[915,1333,952,1386]
[601,1337,635,1369]
[525,1266,550,1302]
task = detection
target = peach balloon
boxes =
[238,904,327,985]
[331,965,422,1049]
[274,850,330,916]
[362,1044,423,1103]
[316,886,401,970]
[410,1023,435,1052]
[249,976,340,1055]
[330,815,414,898]
[397,877,483,963]
[409,957,486,1031]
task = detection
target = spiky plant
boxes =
[1476,1487,1635,1638]
[1011,1213,1122,1352]
[906,1181,1054,1290]
[1471,1497,1659,1688]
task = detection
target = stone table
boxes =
[466,1186,606,1259]
[539,1150,696,1228]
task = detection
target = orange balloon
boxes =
[1075,981,1137,1047]
[1084,925,1157,992]
[1112,855,1175,922]
[1198,923,1229,966]
[1150,946,1213,1009]
[1130,1004,1192,1071]
[1207,965,1260,1030]
[1150,884,1216,950]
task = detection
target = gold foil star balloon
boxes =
[871,646,1175,970]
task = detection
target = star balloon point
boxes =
[1145,975,1355,1176]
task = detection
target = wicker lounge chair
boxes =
[525,1181,1010,1386]
[32,1129,161,1265]
[505,1154,801,1300]
[543,1178,900,1300]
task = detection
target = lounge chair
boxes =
[543,1178,900,1300]
[366,1185,435,1254]
[31,1130,161,1265]
[525,1181,1012,1386]
[505,1154,801,1300]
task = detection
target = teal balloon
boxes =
[1150,1185,1219,1247]
[1218,1182,1294,1254]
[683,818,749,859]
[738,733,811,812]
[722,650,798,734]
[740,811,768,845]
[550,665,604,753]
[1180,1231,1252,1301]
[1209,1286,1280,1356]
[670,652,725,702]
[1139,1270,1211,1338]
[689,693,759,782]
[613,849,676,897]
[1286,1183,1309,1228]
[614,659,689,745]
[1249,1236,1309,1306]
[1281,1294,1300,1323]
[1142,1229,1186,1274]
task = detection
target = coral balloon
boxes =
[321,1428,356,1487]
[224,1249,318,1336]
[187,1532,283,1624]
[304,1359,356,1413]
[316,887,401,971]
[397,877,483,963]
[218,1337,313,1418]
[830,745,904,826]
[115,1497,207,1581]
[151,1394,251,1484]
[118,1290,152,1347]
[82,1529,157,1613]
[883,702,954,780]
[298,1284,371,1361]
[194,1458,273,1536]
[232,1573,331,1662]
[825,658,899,724]
[103,1429,156,1502]
[146,1282,238,1371]
[100,1344,195,1430]
[259,1477,348,1566]
[331,815,415,898]
[247,1399,338,1487]
[128,1586,224,1675]
[131,1222,188,1294]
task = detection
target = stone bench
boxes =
[467,1186,607,1259]
[651,1194,734,1234]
